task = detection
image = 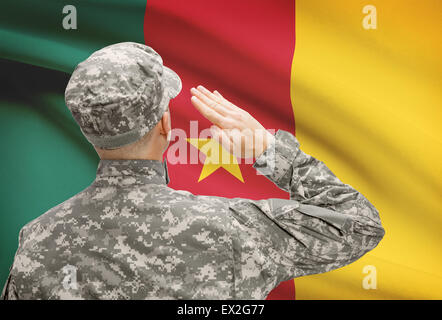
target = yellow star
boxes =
[187,138,244,183]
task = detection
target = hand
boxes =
[190,85,274,159]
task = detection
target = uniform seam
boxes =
[226,208,240,300]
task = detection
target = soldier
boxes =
[1,42,384,299]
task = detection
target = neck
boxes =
[95,133,168,161]
[96,144,165,161]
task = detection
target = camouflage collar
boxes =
[94,159,169,185]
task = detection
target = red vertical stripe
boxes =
[144,0,296,300]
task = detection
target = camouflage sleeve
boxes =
[1,273,18,300]
[228,130,385,289]
[1,229,23,300]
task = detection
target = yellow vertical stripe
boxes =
[292,0,442,299]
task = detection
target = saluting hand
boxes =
[190,85,274,159]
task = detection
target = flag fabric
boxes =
[0,0,296,299]
[0,0,441,300]
[0,0,148,298]
[144,0,296,299]
[292,0,442,299]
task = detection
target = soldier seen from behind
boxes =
[2,42,385,299]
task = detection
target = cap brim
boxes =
[163,66,182,99]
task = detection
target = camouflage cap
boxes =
[65,42,182,149]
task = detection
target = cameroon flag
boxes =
[0,0,441,299]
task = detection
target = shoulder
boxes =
[144,184,230,206]
[19,185,94,245]
[160,187,279,219]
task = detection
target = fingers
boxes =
[213,90,231,107]
[190,85,249,130]
[196,85,223,104]
[190,95,228,128]
[213,90,223,98]
[211,88,243,112]
[190,87,231,116]
[196,85,240,112]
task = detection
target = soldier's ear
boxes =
[159,110,171,137]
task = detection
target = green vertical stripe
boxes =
[0,0,147,288]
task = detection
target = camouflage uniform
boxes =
[63,42,182,150]
[1,42,385,300]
